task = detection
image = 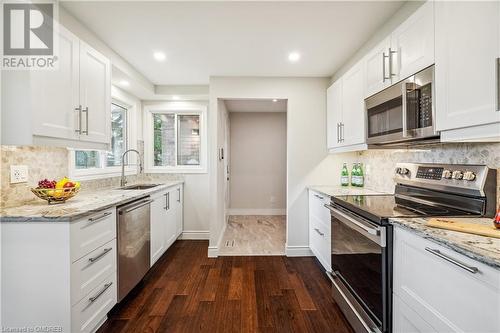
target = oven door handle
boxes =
[325,204,385,247]
[325,204,379,236]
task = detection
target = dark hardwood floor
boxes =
[98,240,353,333]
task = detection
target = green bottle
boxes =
[351,163,358,187]
[358,163,364,187]
[341,163,349,186]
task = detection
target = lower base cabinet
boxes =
[308,190,332,272]
[393,226,500,332]
[150,184,184,267]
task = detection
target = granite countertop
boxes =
[391,217,500,270]
[307,185,389,197]
[0,180,184,222]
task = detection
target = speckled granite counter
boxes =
[0,180,184,222]
[391,217,500,270]
[308,185,389,197]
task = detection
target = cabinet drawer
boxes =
[308,190,331,225]
[71,273,116,333]
[71,209,116,262]
[394,227,500,332]
[71,239,116,306]
[309,215,331,272]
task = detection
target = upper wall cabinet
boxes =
[365,1,434,98]
[435,1,500,141]
[327,60,366,152]
[12,25,111,148]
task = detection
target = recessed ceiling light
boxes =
[153,51,166,62]
[272,99,278,102]
[119,80,130,87]
[172,95,180,100]
[288,52,301,63]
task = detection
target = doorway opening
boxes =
[219,99,287,256]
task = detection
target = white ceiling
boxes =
[224,99,287,113]
[61,1,405,85]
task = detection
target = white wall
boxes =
[229,112,286,213]
[209,77,349,256]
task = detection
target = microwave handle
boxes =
[402,83,408,138]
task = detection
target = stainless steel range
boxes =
[325,163,497,333]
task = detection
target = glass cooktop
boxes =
[332,195,475,224]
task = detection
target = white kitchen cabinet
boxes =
[150,184,184,267]
[78,41,111,144]
[390,1,434,82]
[2,208,118,333]
[327,79,343,150]
[365,2,434,98]
[31,25,80,141]
[150,191,167,266]
[365,37,391,98]
[4,24,111,148]
[435,1,500,140]
[341,62,366,146]
[174,185,184,238]
[308,190,331,272]
[327,60,366,152]
[393,226,500,332]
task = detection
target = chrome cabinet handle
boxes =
[82,107,89,135]
[89,282,113,303]
[314,228,324,236]
[425,247,478,274]
[402,82,408,138]
[88,211,112,224]
[389,47,397,78]
[164,192,170,210]
[314,194,324,200]
[382,52,390,82]
[340,123,344,142]
[496,58,499,111]
[177,188,181,202]
[88,247,112,263]
[75,105,82,134]
[336,123,340,143]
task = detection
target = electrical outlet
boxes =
[10,165,28,184]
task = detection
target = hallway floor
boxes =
[218,215,286,256]
[97,240,353,333]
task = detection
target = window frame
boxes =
[68,94,137,180]
[144,102,207,174]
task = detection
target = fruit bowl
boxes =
[31,187,80,205]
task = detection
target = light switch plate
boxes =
[10,165,28,184]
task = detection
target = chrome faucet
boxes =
[120,149,143,187]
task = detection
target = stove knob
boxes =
[400,167,410,175]
[452,170,464,180]
[442,169,452,179]
[395,167,402,175]
[463,171,476,181]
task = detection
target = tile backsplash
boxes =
[354,142,500,206]
[0,145,182,208]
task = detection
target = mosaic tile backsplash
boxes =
[0,145,182,208]
[352,142,500,206]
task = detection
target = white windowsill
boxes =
[71,167,139,181]
[145,166,207,174]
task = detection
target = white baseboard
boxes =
[285,246,314,257]
[207,218,228,258]
[227,208,286,216]
[180,230,210,240]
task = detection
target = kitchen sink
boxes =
[120,184,160,190]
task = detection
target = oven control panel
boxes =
[416,166,443,180]
[394,163,494,196]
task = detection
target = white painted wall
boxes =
[209,77,350,256]
[229,112,287,213]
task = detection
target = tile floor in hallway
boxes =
[218,215,286,256]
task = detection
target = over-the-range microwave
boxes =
[365,65,439,145]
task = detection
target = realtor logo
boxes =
[2,1,58,70]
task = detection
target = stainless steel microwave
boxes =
[365,65,438,145]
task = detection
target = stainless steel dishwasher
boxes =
[117,196,152,302]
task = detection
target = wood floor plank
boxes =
[97,240,353,333]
